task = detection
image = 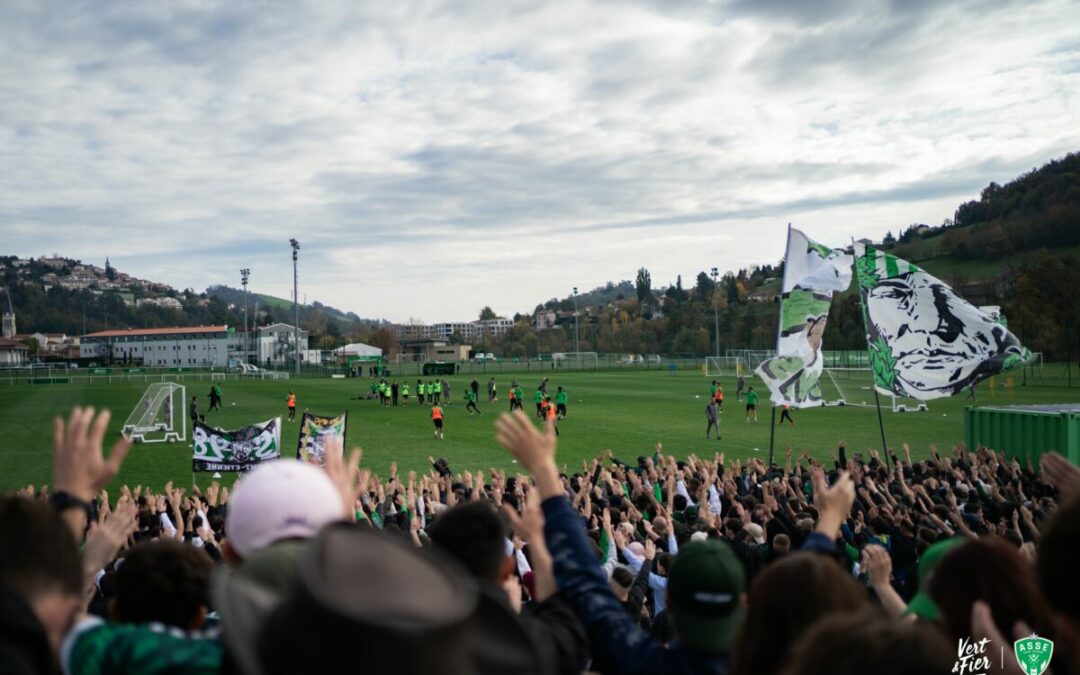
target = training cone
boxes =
[212,472,222,479]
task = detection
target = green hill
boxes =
[861,151,1080,359]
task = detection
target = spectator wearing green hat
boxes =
[904,536,966,621]
[495,410,741,674]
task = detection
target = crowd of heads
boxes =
[2,405,1079,675]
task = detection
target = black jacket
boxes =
[0,586,57,675]
[470,582,588,675]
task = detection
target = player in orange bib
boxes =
[431,402,444,439]
[714,385,724,413]
[286,391,297,421]
[543,396,560,436]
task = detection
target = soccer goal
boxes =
[820,368,928,412]
[554,352,599,371]
[211,373,226,382]
[706,356,748,377]
[725,349,777,371]
[122,382,186,443]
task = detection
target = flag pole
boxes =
[852,238,892,472]
[767,406,778,468]
[768,223,793,469]
[871,386,891,472]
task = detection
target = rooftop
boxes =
[82,325,228,338]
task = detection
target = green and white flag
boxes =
[757,229,852,407]
[192,417,282,472]
[296,411,347,467]
[854,243,1032,400]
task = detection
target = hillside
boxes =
[0,256,388,351]
[204,285,374,327]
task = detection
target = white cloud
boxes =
[1,0,1078,322]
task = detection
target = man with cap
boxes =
[903,537,966,622]
[496,410,744,674]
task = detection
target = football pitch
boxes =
[0,369,1075,492]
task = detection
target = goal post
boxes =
[553,352,599,371]
[122,382,186,443]
[705,356,748,378]
[820,368,928,412]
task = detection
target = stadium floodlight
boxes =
[290,239,300,374]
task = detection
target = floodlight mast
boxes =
[240,268,250,365]
[290,239,300,374]
[711,267,720,357]
[573,287,580,354]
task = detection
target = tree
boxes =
[367,328,397,354]
[479,306,498,321]
[635,268,652,304]
[104,258,116,282]
[695,271,714,302]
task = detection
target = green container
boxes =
[965,404,1080,465]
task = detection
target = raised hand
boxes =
[861,544,892,587]
[1040,452,1080,499]
[82,499,138,579]
[322,437,363,520]
[53,407,131,502]
[644,538,656,561]
[814,470,855,539]
[495,411,561,497]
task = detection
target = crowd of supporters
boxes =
[2,405,1079,674]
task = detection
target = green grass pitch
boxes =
[0,369,1073,492]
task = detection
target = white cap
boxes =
[745,522,766,545]
[690,531,708,543]
[226,460,343,557]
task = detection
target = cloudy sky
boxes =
[2,0,1078,323]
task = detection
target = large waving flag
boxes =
[756,229,852,407]
[853,242,1032,400]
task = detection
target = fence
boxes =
[2,353,1075,386]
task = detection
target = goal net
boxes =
[820,368,928,412]
[706,356,748,377]
[553,352,598,371]
[122,383,186,443]
[725,349,776,371]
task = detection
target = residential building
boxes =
[396,340,471,363]
[0,338,29,366]
[396,318,514,341]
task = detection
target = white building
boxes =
[231,323,315,367]
[135,297,183,310]
[396,318,513,342]
[81,326,233,367]
[0,338,29,366]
